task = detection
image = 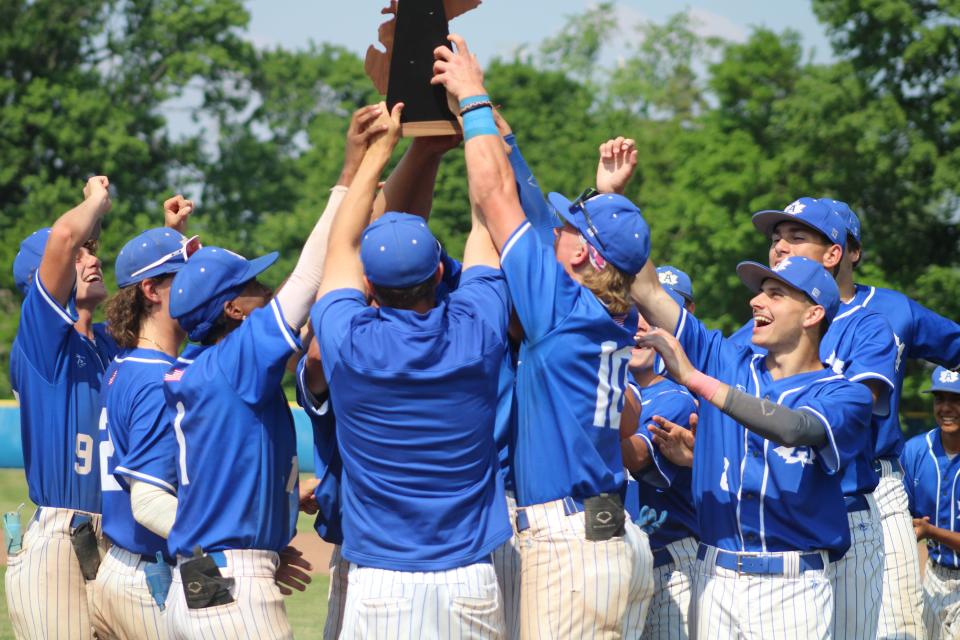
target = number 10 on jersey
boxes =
[594,341,631,429]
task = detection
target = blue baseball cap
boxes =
[752,197,847,251]
[924,367,960,395]
[13,228,51,295]
[656,265,694,307]
[548,191,651,274]
[170,246,278,342]
[736,256,841,322]
[115,228,201,288]
[819,198,862,246]
[360,212,442,288]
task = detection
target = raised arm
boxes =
[637,328,828,448]
[372,135,461,221]
[462,202,500,270]
[163,194,194,235]
[39,176,112,306]
[631,260,682,333]
[318,102,403,298]
[431,35,524,252]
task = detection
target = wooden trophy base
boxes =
[400,120,461,137]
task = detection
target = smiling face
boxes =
[769,222,842,270]
[749,278,825,351]
[74,243,107,307]
[934,391,960,436]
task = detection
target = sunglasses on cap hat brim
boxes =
[129,235,202,280]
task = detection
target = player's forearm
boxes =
[376,140,444,221]
[130,479,178,539]
[326,148,392,259]
[465,133,524,252]
[41,196,108,304]
[630,260,682,331]
[715,384,827,447]
[925,524,960,553]
[462,202,500,269]
[274,186,348,330]
[622,435,653,473]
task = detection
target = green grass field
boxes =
[0,469,329,638]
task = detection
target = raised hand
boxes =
[596,137,638,195]
[163,194,194,233]
[275,545,313,596]
[367,101,404,157]
[430,34,485,101]
[648,414,697,467]
[635,327,696,386]
[82,176,112,215]
[341,104,388,186]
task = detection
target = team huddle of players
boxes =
[5,33,960,640]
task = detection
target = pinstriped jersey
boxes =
[901,428,960,569]
[10,271,117,512]
[677,308,873,554]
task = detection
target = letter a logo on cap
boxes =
[659,270,679,286]
[785,201,806,215]
[940,370,959,384]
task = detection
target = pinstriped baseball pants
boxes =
[492,492,521,640]
[922,560,960,640]
[338,560,505,639]
[690,544,834,639]
[639,536,699,640]
[5,507,107,640]
[829,495,884,639]
[166,549,293,640]
[322,544,350,640]
[88,545,167,640]
[514,498,655,639]
[874,463,926,639]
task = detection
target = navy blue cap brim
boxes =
[117,261,189,288]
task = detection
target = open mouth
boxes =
[753,314,773,328]
[83,274,103,283]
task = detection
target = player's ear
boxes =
[433,262,444,285]
[223,297,244,322]
[802,304,826,331]
[823,243,843,270]
[139,278,163,305]
[569,241,588,267]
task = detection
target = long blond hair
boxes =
[580,263,636,314]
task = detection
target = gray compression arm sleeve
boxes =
[721,388,827,447]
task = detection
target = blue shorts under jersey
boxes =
[677,308,873,555]
[10,271,117,512]
[164,298,302,556]
[313,267,512,572]
[499,221,636,507]
[901,428,960,569]
[100,348,179,560]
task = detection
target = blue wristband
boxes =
[459,95,490,110]
[462,105,498,141]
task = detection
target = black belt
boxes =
[872,457,904,476]
[698,544,825,575]
[844,494,870,513]
[653,547,674,569]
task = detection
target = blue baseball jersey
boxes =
[676,308,873,555]
[99,349,179,559]
[10,271,118,512]
[628,379,699,548]
[164,298,301,555]
[313,267,512,572]
[848,284,960,458]
[901,429,960,569]
[729,304,896,498]
[294,356,343,546]
[500,221,635,507]
[505,133,558,247]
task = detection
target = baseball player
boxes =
[731,197,895,638]
[901,367,960,639]
[6,177,118,639]
[433,37,655,637]
[157,106,358,633]
[620,270,699,639]
[633,254,874,639]
[827,198,960,638]
[87,221,199,639]
[311,93,513,636]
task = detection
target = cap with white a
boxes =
[657,265,693,307]
[737,256,841,322]
[360,212,441,289]
[924,367,960,395]
[752,197,847,251]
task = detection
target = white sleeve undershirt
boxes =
[274,186,348,331]
[129,478,178,539]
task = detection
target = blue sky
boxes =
[245,1,835,63]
